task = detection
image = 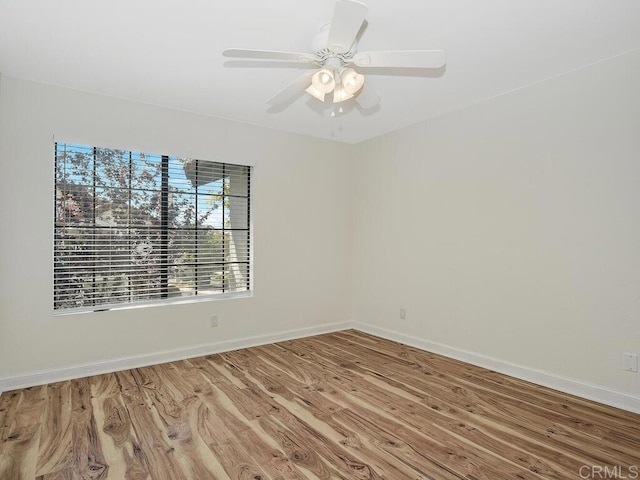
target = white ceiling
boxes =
[1,0,639,144]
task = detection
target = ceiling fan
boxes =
[223,0,446,111]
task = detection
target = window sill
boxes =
[52,290,253,316]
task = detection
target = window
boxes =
[54,143,251,312]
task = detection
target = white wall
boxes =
[352,50,640,402]
[2,49,639,409]
[0,77,353,383]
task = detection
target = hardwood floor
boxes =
[1,330,639,479]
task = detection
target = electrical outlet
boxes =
[400,308,406,320]
[210,314,219,328]
[623,353,638,373]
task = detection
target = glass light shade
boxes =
[332,84,354,103]
[311,68,335,94]
[341,68,365,95]
[305,84,325,102]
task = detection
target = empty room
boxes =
[1,0,639,478]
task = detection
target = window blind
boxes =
[54,142,251,312]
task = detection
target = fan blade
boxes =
[223,49,318,63]
[327,0,368,54]
[352,50,446,69]
[355,83,380,110]
[267,70,315,107]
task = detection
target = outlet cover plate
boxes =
[623,353,638,373]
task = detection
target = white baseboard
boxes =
[353,322,640,414]
[0,321,354,393]
[2,320,638,415]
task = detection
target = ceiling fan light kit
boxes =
[306,65,364,104]
[223,0,446,110]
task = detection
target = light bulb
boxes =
[341,68,365,95]
[333,84,354,103]
[311,68,335,94]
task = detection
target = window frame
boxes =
[52,141,253,315]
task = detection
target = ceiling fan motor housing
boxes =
[312,24,357,62]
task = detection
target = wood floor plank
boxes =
[0,388,16,430]
[158,361,246,479]
[266,405,385,479]
[115,369,191,480]
[35,381,73,478]
[69,377,109,479]
[90,373,150,480]
[192,381,286,479]
[1,330,639,479]
[0,386,46,480]
[188,356,283,422]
